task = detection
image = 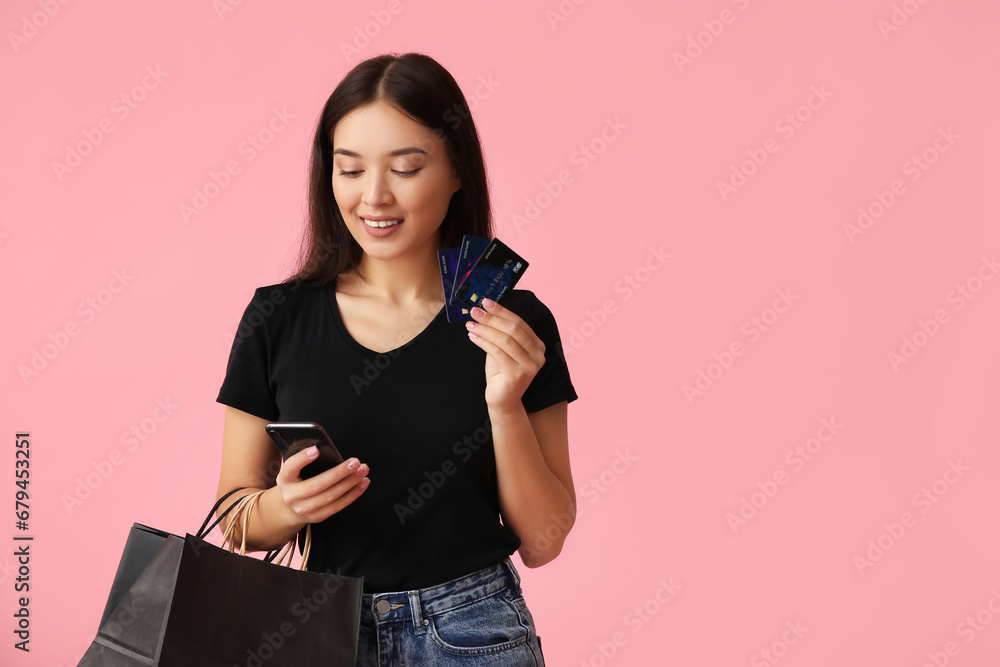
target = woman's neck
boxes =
[347,247,443,306]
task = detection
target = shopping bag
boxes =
[97,522,174,630]
[79,489,363,666]
[95,488,246,631]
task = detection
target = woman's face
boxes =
[331,100,461,264]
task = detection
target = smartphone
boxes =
[265,422,345,480]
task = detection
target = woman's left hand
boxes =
[465,298,545,413]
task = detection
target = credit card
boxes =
[437,247,472,323]
[453,238,529,308]
[450,235,490,306]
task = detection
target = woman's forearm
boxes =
[489,404,576,567]
[216,485,307,552]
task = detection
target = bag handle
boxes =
[268,524,312,569]
[220,490,312,570]
[196,487,248,539]
[198,487,291,563]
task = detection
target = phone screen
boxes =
[265,423,344,479]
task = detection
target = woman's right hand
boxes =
[275,446,371,523]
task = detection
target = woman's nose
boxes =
[361,172,393,207]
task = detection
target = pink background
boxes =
[4,0,1000,665]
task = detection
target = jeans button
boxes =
[376,599,391,615]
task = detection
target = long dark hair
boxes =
[287,53,494,286]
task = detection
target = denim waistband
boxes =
[360,558,521,630]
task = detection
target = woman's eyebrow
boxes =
[332,147,428,157]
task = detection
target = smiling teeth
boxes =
[362,218,402,228]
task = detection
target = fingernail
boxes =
[482,298,496,309]
[347,458,359,470]
[471,307,485,318]
[360,477,371,489]
[468,331,479,340]
[465,320,478,329]
[357,463,369,476]
[306,446,319,458]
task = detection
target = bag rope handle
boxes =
[196,486,248,539]
[198,488,280,561]
[220,489,312,570]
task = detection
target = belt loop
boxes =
[409,591,427,634]
[505,557,521,588]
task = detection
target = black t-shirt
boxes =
[216,280,578,593]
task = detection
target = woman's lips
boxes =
[361,216,403,238]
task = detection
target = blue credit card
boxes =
[437,247,472,323]
[450,235,490,306]
[453,238,529,309]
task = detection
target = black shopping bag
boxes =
[95,488,246,633]
[79,489,363,666]
[97,522,173,630]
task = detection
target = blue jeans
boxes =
[355,558,545,666]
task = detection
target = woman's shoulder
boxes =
[499,289,561,331]
[233,280,330,333]
[499,288,543,312]
[245,279,328,306]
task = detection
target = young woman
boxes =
[214,52,578,665]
